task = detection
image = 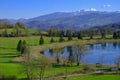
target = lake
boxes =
[44,42,120,65]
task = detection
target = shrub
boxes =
[82,65,95,73]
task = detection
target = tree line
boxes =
[1,21,120,39]
[0,22,27,37]
[47,28,120,39]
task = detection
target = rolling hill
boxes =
[1,10,120,30]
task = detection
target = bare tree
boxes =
[22,46,51,80]
[98,54,104,68]
[67,46,74,66]
[33,52,51,80]
[62,53,69,78]
[115,55,120,74]
[51,47,64,64]
[73,45,87,66]
[116,56,120,68]
[22,46,35,80]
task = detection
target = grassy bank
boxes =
[32,39,120,52]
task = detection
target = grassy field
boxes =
[0,63,84,79]
[58,75,120,80]
[0,36,80,79]
[0,29,37,35]
[0,35,120,79]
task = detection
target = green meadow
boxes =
[0,35,120,79]
[0,36,81,79]
[59,75,120,80]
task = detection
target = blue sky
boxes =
[0,0,120,19]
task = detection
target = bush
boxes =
[82,65,95,73]
[68,36,72,41]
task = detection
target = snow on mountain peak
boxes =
[80,8,97,12]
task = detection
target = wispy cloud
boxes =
[103,4,112,8]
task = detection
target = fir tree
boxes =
[39,35,44,45]
[50,37,54,43]
[78,32,82,39]
[21,40,27,54]
[59,36,64,42]
[17,40,22,52]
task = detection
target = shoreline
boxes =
[32,39,120,52]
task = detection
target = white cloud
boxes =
[84,8,97,11]
[103,4,111,8]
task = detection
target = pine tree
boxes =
[90,31,93,39]
[113,32,117,39]
[50,37,54,43]
[59,36,64,42]
[101,32,106,39]
[68,36,72,41]
[17,40,22,52]
[78,32,82,39]
[39,35,44,45]
[21,40,27,54]
[66,29,73,41]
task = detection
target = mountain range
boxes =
[1,10,120,30]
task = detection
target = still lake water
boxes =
[44,42,120,65]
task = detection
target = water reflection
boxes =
[113,42,117,48]
[67,46,74,66]
[101,43,106,49]
[44,42,120,65]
